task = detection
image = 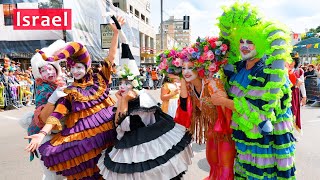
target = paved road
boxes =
[0,89,319,180]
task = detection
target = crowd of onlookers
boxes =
[2,58,319,112]
[0,61,164,112]
[0,61,73,111]
[301,63,320,104]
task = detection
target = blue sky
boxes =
[150,0,320,41]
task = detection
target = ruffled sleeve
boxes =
[100,57,113,82]
[46,97,71,130]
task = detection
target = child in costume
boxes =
[24,16,125,179]
[160,75,180,118]
[157,49,181,118]
[161,37,236,180]
[19,40,67,180]
[97,21,193,180]
[213,2,296,179]
[288,52,306,133]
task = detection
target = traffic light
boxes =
[183,16,190,30]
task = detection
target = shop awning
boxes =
[0,40,57,59]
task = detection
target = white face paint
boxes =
[182,61,198,82]
[119,80,133,95]
[70,63,86,80]
[240,39,257,61]
[39,64,57,82]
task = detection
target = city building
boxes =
[0,1,63,69]
[111,0,156,66]
[155,33,178,52]
[159,16,191,50]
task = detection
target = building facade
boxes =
[112,0,156,65]
[0,0,63,69]
[155,33,178,52]
[159,16,191,50]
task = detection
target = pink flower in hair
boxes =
[220,44,228,51]
[186,47,195,54]
[159,61,168,70]
[209,63,218,72]
[203,45,209,52]
[172,58,182,67]
[207,50,215,60]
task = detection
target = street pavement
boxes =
[0,89,320,180]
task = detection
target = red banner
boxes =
[13,9,72,30]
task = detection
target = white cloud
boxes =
[150,0,320,43]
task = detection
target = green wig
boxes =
[217,2,293,123]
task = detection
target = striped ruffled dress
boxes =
[39,61,117,179]
[226,59,296,180]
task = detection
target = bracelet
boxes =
[39,130,48,136]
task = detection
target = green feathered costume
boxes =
[218,2,296,179]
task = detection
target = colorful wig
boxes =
[218,2,292,118]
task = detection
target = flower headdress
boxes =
[179,37,229,78]
[117,65,143,90]
[156,49,182,75]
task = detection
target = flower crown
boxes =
[117,65,143,90]
[179,37,229,78]
[156,49,182,75]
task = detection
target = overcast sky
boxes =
[150,0,320,41]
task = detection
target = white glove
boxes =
[48,86,68,104]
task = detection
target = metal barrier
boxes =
[110,77,120,90]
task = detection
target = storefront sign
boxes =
[100,24,114,49]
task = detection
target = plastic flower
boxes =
[207,50,215,60]
[220,44,228,51]
[215,41,222,46]
[209,63,217,72]
[127,75,134,80]
[198,69,205,78]
[156,48,182,75]
[172,58,182,67]
[131,79,139,87]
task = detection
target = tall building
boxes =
[155,34,178,52]
[157,16,191,52]
[112,0,156,66]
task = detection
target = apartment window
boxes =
[141,14,145,22]
[135,9,139,18]
[113,2,120,8]
[129,5,133,13]
[146,18,149,24]
[3,4,16,26]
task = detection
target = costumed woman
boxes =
[97,21,193,180]
[288,51,306,133]
[24,16,125,179]
[161,37,236,180]
[213,2,296,179]
[157,49,181,118]
[19,39,67,180]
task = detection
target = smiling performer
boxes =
[19,40,66,180]
[97,15,193,180]
[164,37,236,180]
[24,16,125,179]
[214,2,296,179]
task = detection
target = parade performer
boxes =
[24,16,125,179]
[19,39,67,180]
[160,37,236,180]
[213,2,296,179]
[157,49,181,118]
[97,19,193,180]
[288,52,306,133]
